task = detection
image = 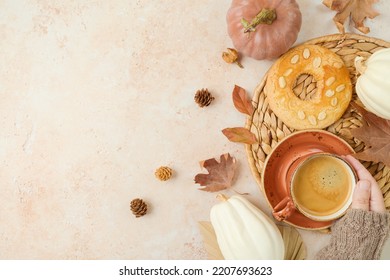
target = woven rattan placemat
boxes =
[245,33,390,210]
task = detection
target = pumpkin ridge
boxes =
[210,195,285,259]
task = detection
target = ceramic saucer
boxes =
[261,130,355,230]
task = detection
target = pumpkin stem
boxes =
[355,56,367,75]
[216,194,229,201]
[241,8,277,33]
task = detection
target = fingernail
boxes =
[358,180,370,190]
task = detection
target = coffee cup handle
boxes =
[273,197,295,221]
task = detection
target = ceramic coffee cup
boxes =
[273,153,357,222]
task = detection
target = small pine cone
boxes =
[194,88,214,107]
[130,198,148,218]
[155,166,173,181]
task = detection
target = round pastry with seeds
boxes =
[264,44,352,130]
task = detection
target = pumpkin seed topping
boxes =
[291,54,299,64]
[336,84,346,92]
[278,76,287,88]
[325,89,335,97]
[318,111,327,120]
[303,48,310,59]
[313,57,321,68]
[326,77,335,86]
[308,115,317,125]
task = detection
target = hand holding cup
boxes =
[343,155,386,214]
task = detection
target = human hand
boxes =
[344,155,386,213]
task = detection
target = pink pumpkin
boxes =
[227,0,302,60]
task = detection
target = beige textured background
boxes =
[0,0,389,259]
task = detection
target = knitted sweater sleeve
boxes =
[315,209,390,260]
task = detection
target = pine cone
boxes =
[194,88,214,107]
[130,198,148,218]
[155,166,173,181]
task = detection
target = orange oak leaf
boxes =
[194,153,236,192]
[232,85,254,116]
[350,102,390,166]
[323,0,379,34]
[222,127,257,144]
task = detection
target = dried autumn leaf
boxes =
[323,0,379,34]
[232,85,254,116]
[194,153,236,192]
[222,127,257,144]
[198,221,224,260]
[277,225,306,260]
[350,102,390,166]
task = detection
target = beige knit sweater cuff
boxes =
[315,209,390,260]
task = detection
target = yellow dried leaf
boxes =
[278,225,306,260]
[198,221,224,260]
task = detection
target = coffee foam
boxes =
[292,155,352,217]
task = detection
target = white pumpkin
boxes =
[210,194,284,260]
[355,48,390,119]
